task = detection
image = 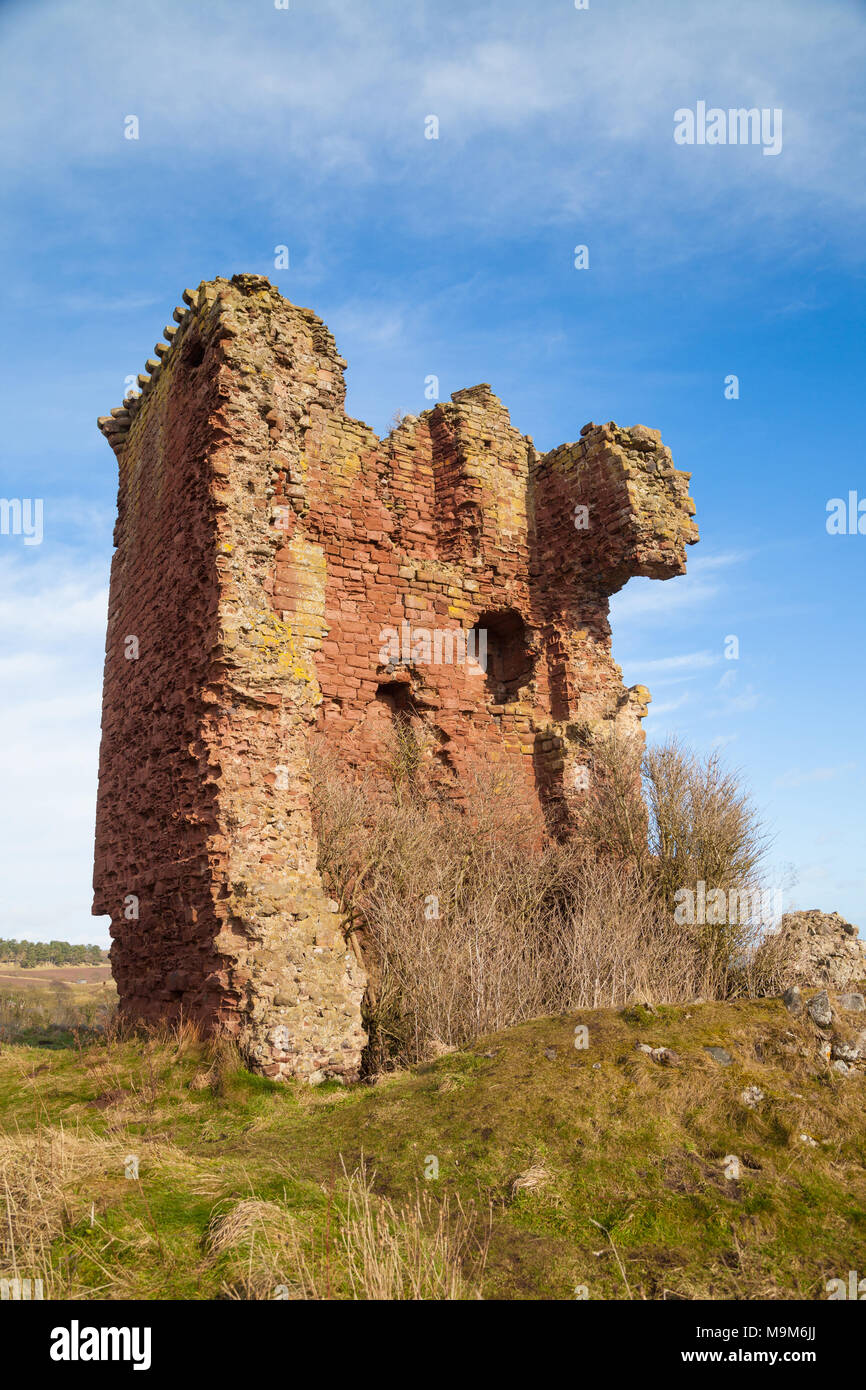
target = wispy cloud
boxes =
[629,649,720,675]
[1,0,864,265]
[0,552,109,942]
[611,551,744,626]
[774,762,857,789]
[645,692,692,718]
[705,675,762,715]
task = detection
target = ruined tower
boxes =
[93,273,698,1080]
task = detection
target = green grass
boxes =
[1,993,864,1299]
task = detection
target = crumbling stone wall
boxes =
[775,911,866,991]
[93,273,698,1080]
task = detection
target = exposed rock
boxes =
[781,985,803,1016]
[704,1046,733,1066]
[837,992,866,1012]
[635,1043,679,1065]
[807,991,833,1029]
[741,1086,764,1108]
[773,910,865,991]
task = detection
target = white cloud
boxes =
[710,734,738,750]
[774,762,857,789]
[630,649,720,675]
[645,693,692,718]
[0,0,863,261]
[611,551,744,626]
[0,552,109,944]
[611,572,719,623]
[715,683,762,714]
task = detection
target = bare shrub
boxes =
[574,734,777,995]
[572,728,648,870]
[730,925,795,1000]
[311,749,704,1066]
[643,738,770,909]
[0,984,116,1043]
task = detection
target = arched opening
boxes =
[183,335,205,369]
[470,609,535,703]
[374,681,419,721]
[374,681,426,786]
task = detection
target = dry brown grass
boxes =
[339,1167,489,1301]
[0,1125,100,1293]
[0,1114,218,1298]
[0,979,116,1042]
[510,1162,553,1196]
[311,747,719,1066]
[207,1164,490,1300]
[0,1122,144,1296]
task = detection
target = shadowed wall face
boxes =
[93,273,698,1080]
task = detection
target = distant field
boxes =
[0,963,113,986]
[0,964,116,1047]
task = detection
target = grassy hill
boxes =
[1,990,864,1300]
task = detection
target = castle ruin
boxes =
[93,274,698,1081]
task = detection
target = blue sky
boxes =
[0,0,864,945]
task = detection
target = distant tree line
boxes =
[0,939,108,968]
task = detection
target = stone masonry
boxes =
[93,273,699,1080]
[774,910,866,991]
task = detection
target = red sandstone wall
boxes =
[92,323,225,1020]
[94,273,698,1080]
